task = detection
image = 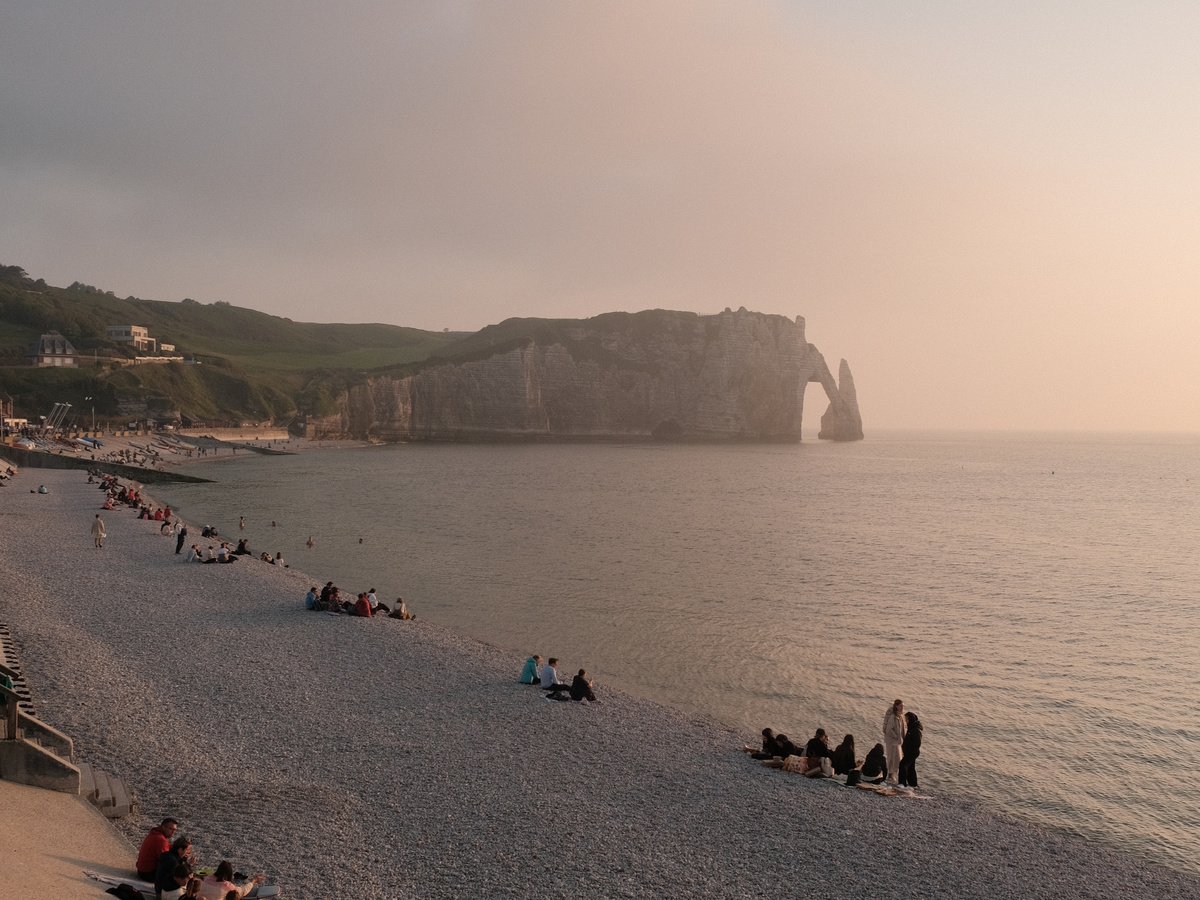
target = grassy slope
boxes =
[0,265,462,424]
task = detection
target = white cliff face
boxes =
[311,309,863,442]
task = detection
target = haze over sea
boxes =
[159,431,1200,873]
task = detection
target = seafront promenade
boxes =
[2,467,1198,899]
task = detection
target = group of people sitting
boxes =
[135,817,265,899]
[91,472,143,509]
[305,582,414,619]
[520,654,599,703]
[748,699,924,789]
[182,538,289,567]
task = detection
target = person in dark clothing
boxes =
[774,733,801,759]
[570,669,598,702]
[153,836,194,898]
[861,742,888,783]
[234,538,250,555]
[800,728,833,777]
[898,712,922,788]
[745,727,782,760]
[175,525,188,555]
[803,728,831,760]
[830,734,858,776]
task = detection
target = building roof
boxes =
[37,333,77,356]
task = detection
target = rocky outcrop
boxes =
[818,359,864,441]
[309,308,863,442]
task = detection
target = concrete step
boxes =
[92,767,114,809]
[78,762,98,801]
[106,774,133,818]
[76,763,133,818]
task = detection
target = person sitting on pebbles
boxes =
[387,597,415,620]
[520,654,542,684]
[195,861,264,900]
[570,668,599,703]
[796,728,833,777]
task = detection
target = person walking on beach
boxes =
[898,711,922,788]
[883,699,906,784]
[91,514,106,548]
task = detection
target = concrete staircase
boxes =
[0,625,134,816]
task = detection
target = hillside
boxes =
[0,264,462,427]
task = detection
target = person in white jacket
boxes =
[883,698,907,784]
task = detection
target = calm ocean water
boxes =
[159,432,1200,872]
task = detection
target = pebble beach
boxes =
[2,467,1198,900]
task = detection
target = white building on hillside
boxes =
[106,325,157,353]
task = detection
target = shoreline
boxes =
[2,468,1198,899]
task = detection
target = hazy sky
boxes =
[2,2,1198,431]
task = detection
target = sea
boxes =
[157,430,1200,874]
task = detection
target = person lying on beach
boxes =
[860,743,888,783]
[520,655,542,684]
[541,658,570,696]
[760,733,802,768]
[744,727,782,759]
[570,669,599,702]
[195,861,264,900]
[830,734,860,776]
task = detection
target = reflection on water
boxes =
[161,432,1200,872]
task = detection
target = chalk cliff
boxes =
[308,308,863,442]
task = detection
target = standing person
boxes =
[306,536,315,549]
[883,699,906,784]
[175,522,188,555]
[91,514,106,548]
[898,711,923,788]
[135,817,179,880]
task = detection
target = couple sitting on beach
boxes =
[520,655,599,703]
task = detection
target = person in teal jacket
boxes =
[519,655,542,684]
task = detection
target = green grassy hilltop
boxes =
[0,264,464,427]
